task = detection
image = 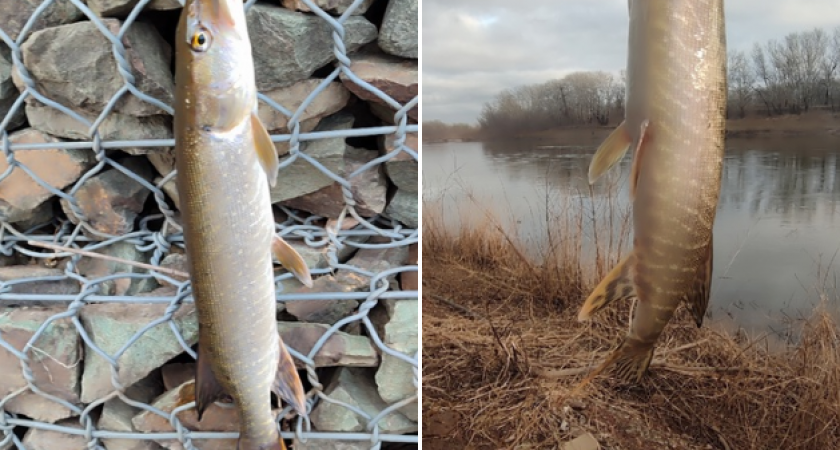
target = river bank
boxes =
[422,205,840,449]
[423,111,840,145]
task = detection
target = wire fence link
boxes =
[0,0,418,448]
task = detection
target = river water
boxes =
[423,137,840,338]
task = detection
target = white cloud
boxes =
[423,0,840,123]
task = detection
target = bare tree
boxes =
[728,50,754,118]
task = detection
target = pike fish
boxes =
[174,1,313,449]
[577,0,727,384]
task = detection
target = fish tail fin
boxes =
[570,338,655,396]
[193,341,227,421]
[273,340,307,417]
[272,235,313,288]
[235,437,287,450]
[687,236,714,328]
[578,253,636,321]
[608,338,655,383]
[588,120,631,184]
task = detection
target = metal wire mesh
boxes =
[0,0,418,448]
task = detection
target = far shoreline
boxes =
[424,111,840,146]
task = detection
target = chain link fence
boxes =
[0,0,418,448]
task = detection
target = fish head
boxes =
[176,0,255,131]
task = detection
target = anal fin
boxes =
[578,253,636,321]
[588,120,631,184]
[273,339,307,417]
[272,235,313,288]
[687,236,714,328]
[194,342,227,421]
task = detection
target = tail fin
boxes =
[570,338,655,395]
[578,253,636,321]
[235,437,287,450]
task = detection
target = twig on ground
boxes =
[27,240,190,279]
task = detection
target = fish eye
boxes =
[190,28,211,52]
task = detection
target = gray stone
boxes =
[7,199,53,231]
[563,433,601,450]
[15,19,174,117]
[0,307,82,423]
[158,253,188,287]
[88,0,180,16]
[0,266,80,307]
[60,157,154,237]
[160,362,193,391]
[75,240,158,296]
[310,368,416,433]
[258,79,351,157]
[0,0,83,41]
[280,0,375,15]
[382,132,417,193]
[99,375,166,450]
[278,322,378,368]
[79,300,198,403]
[270,112,354,203]
[132,380,283,450]
[340,52,417,122]
[293,440,372,450]
[401,243,418,291]
[21,419,88,450]
[375,300,418,421]
[25,104,173,155]
[283,240,398,324]
[0,51,25,131]
[378,0,418,59]
[247,4,377,90]
[343,237,409,290]
[147,149,175,178]
[155,176,180,210]
[280,146,387,218]
[282,233,368,273]
[0,129,95,223]
[285,275,360,325]
[384,189,417,228]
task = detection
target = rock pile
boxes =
[0,0,418,448]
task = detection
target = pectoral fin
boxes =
[588,120,631,184]
[578,253,636,321]
[272,235,313,288]
[686,237,714,328]
[193,342,227,421]
[252,112,280,188]
[273,340,307,417]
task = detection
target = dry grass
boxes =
[422,195,840,450]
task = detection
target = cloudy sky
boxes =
[423,0,840,124]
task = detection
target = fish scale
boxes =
[174,1,312,449]
[577,0,726,385]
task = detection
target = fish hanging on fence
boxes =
[576,0,727,385]
[173,0,313,449]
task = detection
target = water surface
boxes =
[423,137,840,337]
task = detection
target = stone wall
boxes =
[0,0,418,449]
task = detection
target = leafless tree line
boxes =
[471,26,840,136]
[477,71,625,136]
[732,26,840,117]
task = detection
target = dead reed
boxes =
[422,191,840,450]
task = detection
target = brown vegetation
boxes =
[422,197,840,450]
